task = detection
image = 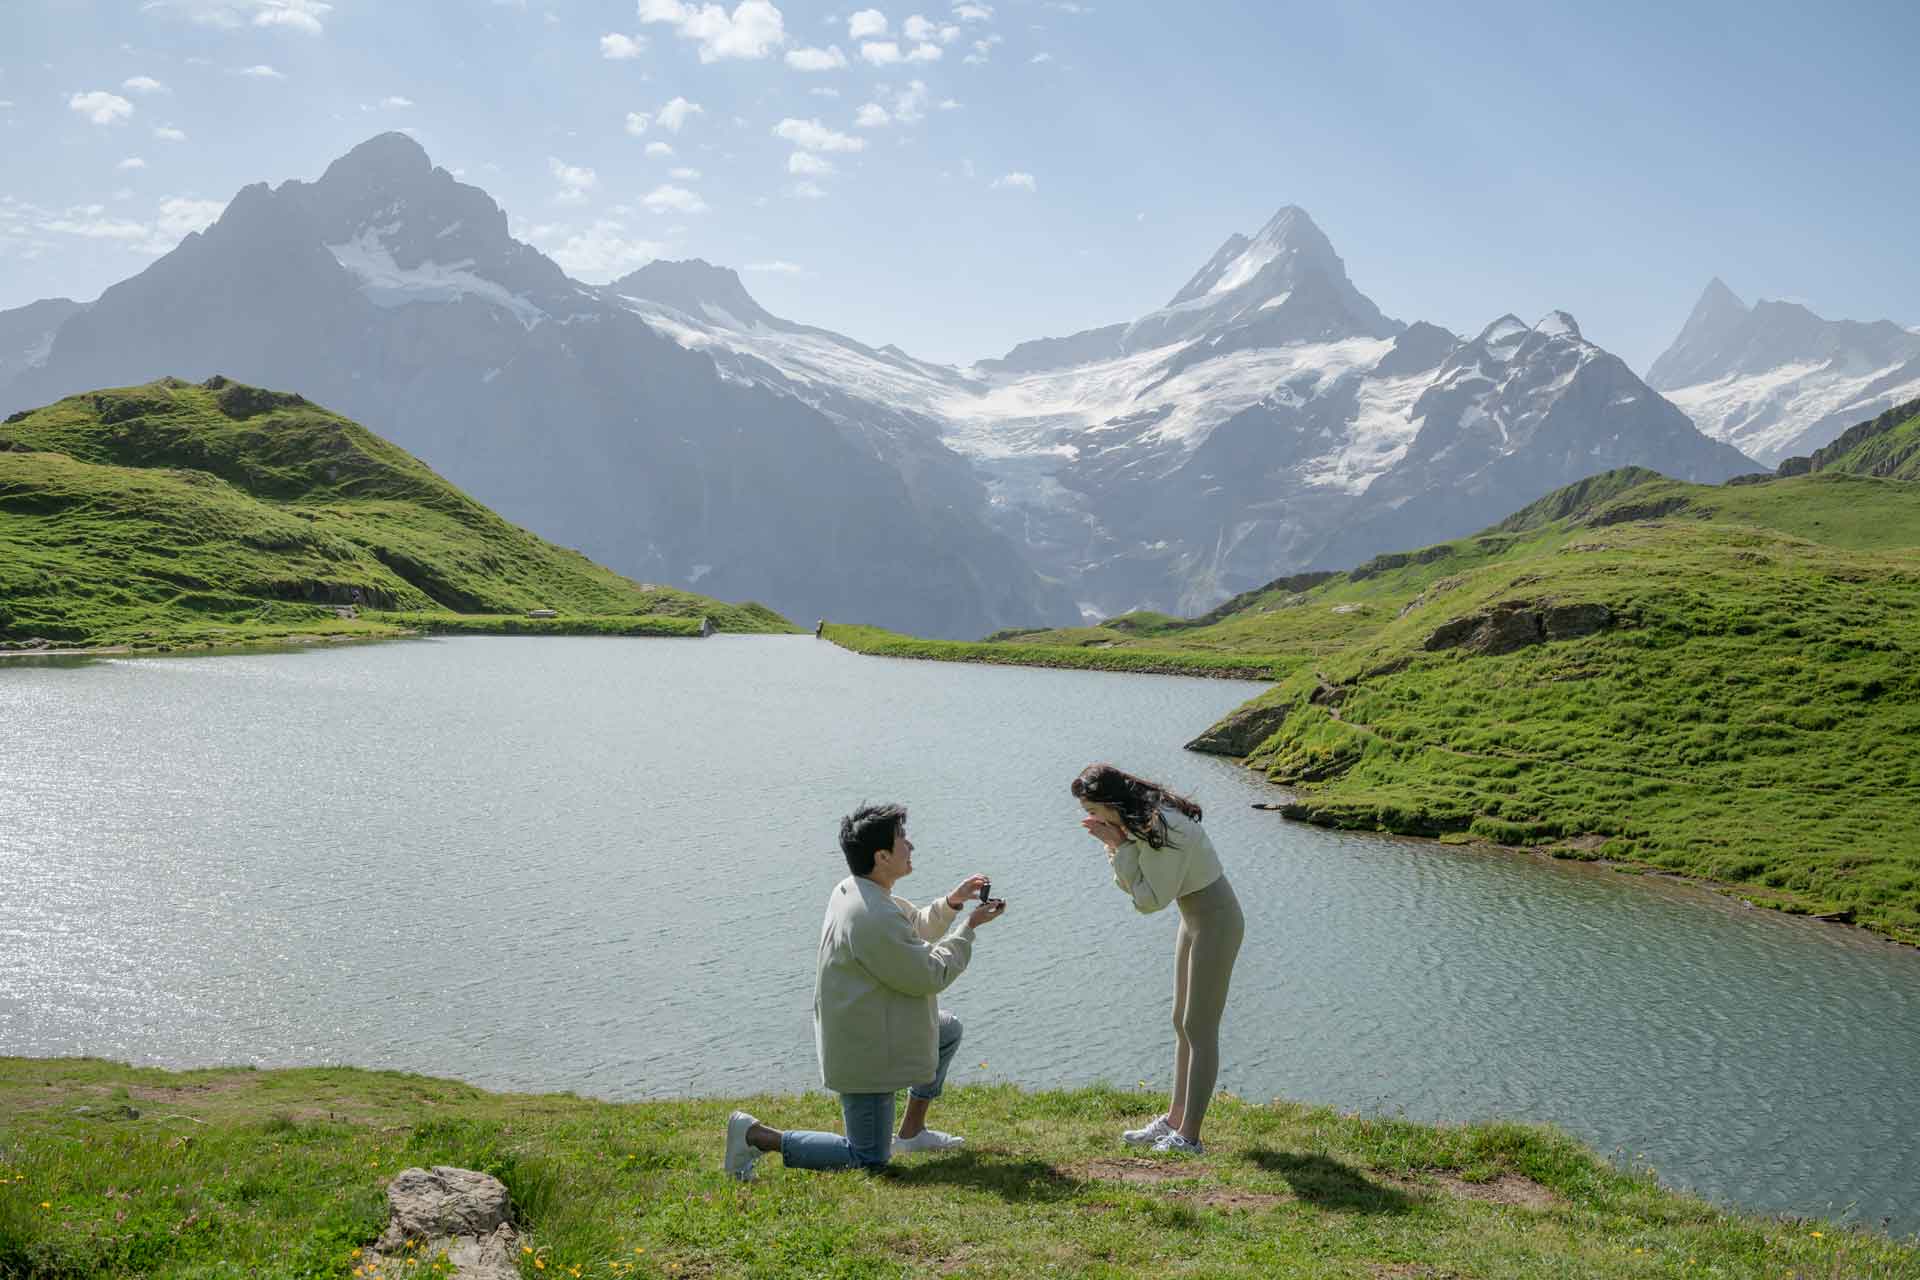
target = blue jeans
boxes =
[781,1010,963,1170]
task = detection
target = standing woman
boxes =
[1073,762,1245,1154]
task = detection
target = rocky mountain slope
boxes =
[1647,279,1920,464]
[0,134,1071,639]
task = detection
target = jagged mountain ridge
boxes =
[1648,279,1920,464]
[0,134,1074,639]
[5,142,1758,630]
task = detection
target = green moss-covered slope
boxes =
[0,378,792,648]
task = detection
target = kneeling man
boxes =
[724,802,1006,1178]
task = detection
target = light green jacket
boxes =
[813,875,974,1094]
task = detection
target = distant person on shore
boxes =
[723,802,1007,1180]
[1073,763,1243,1155]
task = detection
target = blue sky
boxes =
[3,0,1916,371]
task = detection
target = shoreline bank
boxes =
[5,1057,1913,1277]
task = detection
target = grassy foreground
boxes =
[830,463,1920,945]
[0,378,792,651]
[3,1059,1912,1280]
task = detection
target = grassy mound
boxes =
[834,467,1920,943]
[1787,396,1920,480]
[0,378,791,650]
[3,1058,1911,1278]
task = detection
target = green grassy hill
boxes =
[5,1059,1913,1278]
[0,378,792,649]
[1784,395,1920,480]
[831,466,1920,944]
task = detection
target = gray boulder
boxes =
[364,1165,520,1280]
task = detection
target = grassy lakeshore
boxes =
[3,1059,1913,1280]
[821,623,1289,680]
[828,465,1920,946]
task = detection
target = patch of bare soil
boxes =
[1073,1157,1197,1185]
[1426,1171,1559,1210]
[125,1077,258,1103]
[1188,1188,1291,1212]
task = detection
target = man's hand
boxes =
[966,898,1008,930]
[946,874,990,910]
[1082,815,1129,850]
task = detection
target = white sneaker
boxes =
[1121,1114,1173,1146]
[893,1128,965,1154]
[724,1111,762,1181]
[1151,1131,1204,1156]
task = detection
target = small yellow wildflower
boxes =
[39,1202,50,1209]
[634,1247,645,1254]
[524,1247,534,1255]
[1811,1231,1824,1238]
[353,1249,363,1259]
[534,1261,545,1272]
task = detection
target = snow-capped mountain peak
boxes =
[1649,278,1920,462]
[609,259,776,331]
[1165,204,1338,308]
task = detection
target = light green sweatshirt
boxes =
[1109,810,1224,914]
[813,874,975,1094]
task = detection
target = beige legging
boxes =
[1168,875,1244,1137]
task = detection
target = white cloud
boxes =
[963,32,1001,62]
[657,96,703,131]
[902,14,934,39]
[534,219,665,280]
[785,44,847,70]
[860,40,902,65]
[745,260,802,273]
[141,0,332,33]
[154,196,225,244]
[641,183,707,214]
[938,97,959,110]
[153,125,188,142]
[938,23,960,41]
[122,76,169,95]
[380,95,414,108]
[789,180,826,199]
[809,86,841,97]
[117,157,148,170]
[38,193,225,255]
[855,103,890,128]
[952,1,991,18]
[637,0,785,63]
[907,41,941,60]
[787,151,833,174]
[69,91,135,125]
[238,64,286,79]
[847,8,888,38]
[550,157,598,204]
[600,32,647,58]
[992,171,1035,190]
[670,166,701,179]
[625,111,652,135]
[1030,52,1052,63]
[773,116,866,151]
[1049,1,1090,10]
[892,79,929,122]
[645,141,675,156]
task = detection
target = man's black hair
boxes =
[840,802,906,877]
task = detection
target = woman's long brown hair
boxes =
[1070,762,1201,849]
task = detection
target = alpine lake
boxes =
[3,635,1915,1235]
